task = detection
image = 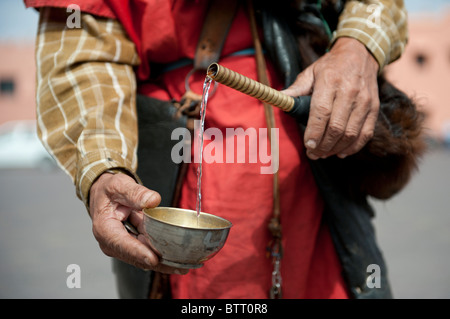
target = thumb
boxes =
[107,174,162,210]
[281,65,314,97]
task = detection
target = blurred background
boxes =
[1,0,449,299]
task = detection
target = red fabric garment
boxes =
[25,0,350,299]
[24,0,115,19]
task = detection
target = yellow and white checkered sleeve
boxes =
[35,7,140,207]
[332,0,408,69]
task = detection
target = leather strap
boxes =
[247,0,281,237]
[194,0,239,70]
[247,0,283,299]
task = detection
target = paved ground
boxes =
[0,168,118,298]
[371,146,450,299]
[1,147,449,299]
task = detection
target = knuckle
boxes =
[322,69,340,84]
[314,104,332,119]
[363,130,374,143]
[327,123,345,139]
[362,125,375,140]
[371,99,380,114]
[362,86,378,107]
[359,91,372,107]
[129,186,148,203]
[106,173,132,191]
[343,128,359,143]
[347,86,360,98]
[372,94,380,108]
[105,176,122,197]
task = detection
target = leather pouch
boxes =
[135,94,188,207]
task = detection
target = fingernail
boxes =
[142,192,153,204]
[144,257,153,267]
[142,191,159,206]
[338,153,347,159]
[306,140,317,149]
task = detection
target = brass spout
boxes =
[207,63,295,112]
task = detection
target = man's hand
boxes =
[283,37,380,159]
[89,171,188,274]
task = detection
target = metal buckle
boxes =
[184,68,218,97]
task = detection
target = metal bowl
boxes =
[143,207,232,269]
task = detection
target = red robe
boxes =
[25,0,349,299]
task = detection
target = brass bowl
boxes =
[143,207,232,269]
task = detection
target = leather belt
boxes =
[194,0,239,71]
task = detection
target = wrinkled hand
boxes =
[282,37,380,159]
[89,171,188,274]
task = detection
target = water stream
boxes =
[196,76,213,220]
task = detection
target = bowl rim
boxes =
[143,207,232,231]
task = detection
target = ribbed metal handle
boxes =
[207,63,295,112]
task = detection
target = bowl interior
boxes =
[143,207,232,230]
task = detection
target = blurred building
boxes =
[0,43,36,125]
[385,10,450,142]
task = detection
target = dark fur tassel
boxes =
[347,76,427,199]
[321,75,427,200]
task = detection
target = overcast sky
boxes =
[1,0,450,42]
